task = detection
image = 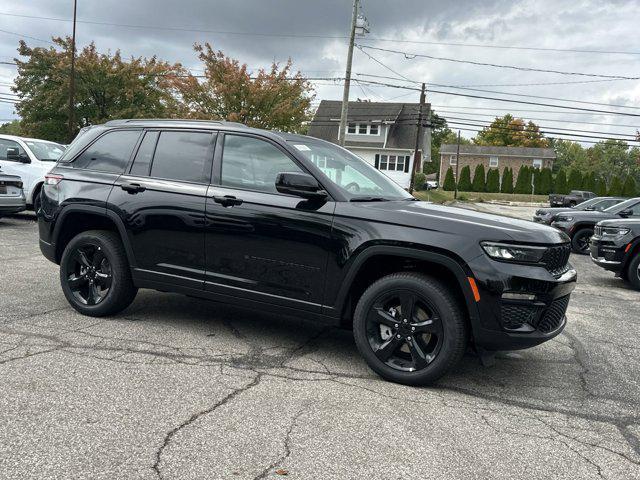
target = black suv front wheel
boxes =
[571,228,593,254]
[353,273,468,385]
[60,230,138,316]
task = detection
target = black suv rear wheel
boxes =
[353,273,467,385]
[60,230,138,316]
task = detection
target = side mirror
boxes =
[6,147,30,163]
[275,172,327,199]
[584,206,594,211]
[619,209,633,217]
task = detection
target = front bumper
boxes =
[533,215,552,224]
[467,253,576,351]
[550,221,572,235]
[589,237,626,273]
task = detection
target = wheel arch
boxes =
[620,236,640,278]
[52,205,136,267]
[29,181,44,205]
[332,245,480,332]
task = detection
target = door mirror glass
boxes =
[619,209,633,217]
[275,172,327,199]
[6,147,29,163]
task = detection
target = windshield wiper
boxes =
[349,196,390,202]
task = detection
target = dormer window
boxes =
[347,123,380,135]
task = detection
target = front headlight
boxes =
[555,215,573,222]
[481,242,547,263]
[602,227,630,237]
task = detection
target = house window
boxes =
[379,154,388,170]
[388,155,396,170]
[449,155,457,166]
[377,154,409,171]
[489,156,499,167]
[346,123,380,135]
[396,156,405,172]
[533,159,542,169]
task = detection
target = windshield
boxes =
[24,140,66,162]
[287,139,412,201]
[575,197,601,210]
[605,198,639,214]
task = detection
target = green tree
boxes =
[14,37,186,142]
[457,165,472,191]
[595,176,608,196]
[541,168,554,195]
[622,176,637,196]
[474,114,548,147]
[582,171,597,192]
[0,120,22,135]
[472,164,486,192]
[414,172,426,190]
[587,140,638,185]
[551,139,588,173]
[486,168,500,193]
[442,166,456,191]
[608,176,623,196]
[554,169,568,194]
[515,166,532,194]
[567,169,583,191]
[500,167,514,193]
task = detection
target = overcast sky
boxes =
[0,0,639,143]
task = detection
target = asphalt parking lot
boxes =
[1,211,639,480]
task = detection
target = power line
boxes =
[0,28,55,45]
[355,72,640,110]
[1,12,639,56]
[356,44,640,80]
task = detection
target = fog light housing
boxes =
[502,292,536,301]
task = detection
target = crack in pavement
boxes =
[152,373,263,480]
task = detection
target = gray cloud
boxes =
[0,0,638,139]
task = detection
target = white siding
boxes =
[348,147,414,189]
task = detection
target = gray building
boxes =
[308,100,431,189]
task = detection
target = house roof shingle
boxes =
[308,100,428,150]
[439,144,556,158]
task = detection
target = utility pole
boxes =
[454,130,461,200]
[338,0,359,147]
[409,82,427,193]
[68,0,77,143]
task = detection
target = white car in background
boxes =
[0,135,66,212]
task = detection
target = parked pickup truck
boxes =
[549,190,596,207]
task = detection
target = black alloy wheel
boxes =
[627,254,640,291]
[60,230,138,316]
[353,273,467,385]
[571,228,593,254]
[365,290,443,372]
[64,243,112,306]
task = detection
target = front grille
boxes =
[542,244,571,277]
[534,295,570,333]
[594,225,603,237]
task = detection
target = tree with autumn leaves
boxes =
[12,39,314,142]
[474,114,549,148]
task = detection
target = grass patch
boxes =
[413,190,548,204]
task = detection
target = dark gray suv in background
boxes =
[590,218,640,290]
[551,198,640,254]
[533,197,625,225]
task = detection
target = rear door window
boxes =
[73,130,141,173]
[149,131,214,183]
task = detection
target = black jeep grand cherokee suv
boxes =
[38,119,576,385]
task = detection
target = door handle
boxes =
[213,195,243,207]
[121,182,146,194]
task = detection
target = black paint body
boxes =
[39,120,578,352]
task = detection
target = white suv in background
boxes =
[0,135,66,211]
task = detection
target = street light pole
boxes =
[68,0,77,143]
[338,0,359,147]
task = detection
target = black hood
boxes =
[346,201,569,244]
[598,218,640,230]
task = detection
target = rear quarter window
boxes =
[71,130,141,173]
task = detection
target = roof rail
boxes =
[104,118,247,128]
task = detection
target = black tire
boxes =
[352,272,468,386]
[32,189,41,214]
[60,230,137,316]
[571,228,593,254]
[626,254,640,291]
